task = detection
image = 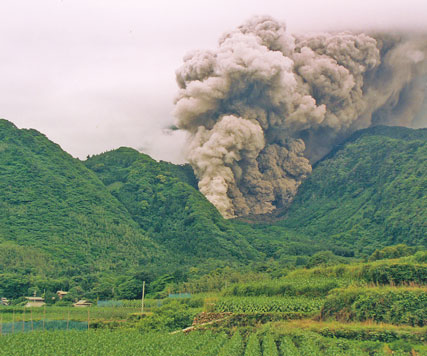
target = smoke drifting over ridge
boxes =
[174,16,427,218]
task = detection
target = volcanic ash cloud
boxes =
[174,16,427,218]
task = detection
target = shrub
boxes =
[369,244,418,261]
[322,287,427,326]
[137,301,196,332]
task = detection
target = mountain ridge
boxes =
[1,118,425,298]
[277,125,427,253]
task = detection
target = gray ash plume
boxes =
[174,16,427,218]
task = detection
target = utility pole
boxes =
[141,281,145,314]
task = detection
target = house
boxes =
[56,290,68,300]
[1,297,9,306]
[25,296,45,308]
[73,300,92,307]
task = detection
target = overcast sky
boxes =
[1,0,426,162]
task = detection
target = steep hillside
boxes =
[277,126,427,254]
[84,148,261,267]
[0,119,162,278]
[84,149,358,265]
[1,119,425,298]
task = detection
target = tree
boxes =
[369,244,418,261]
[306,251,341,268]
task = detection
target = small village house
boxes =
[73,300,92,307]
[56,290,68,300]
[25,296,45,308]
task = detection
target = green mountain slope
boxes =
[1,118,425,298]
[84,148,261,267]
[277,126,427,254]
[83,148,358,266]
[0,119,162,278]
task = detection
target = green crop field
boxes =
[0,306,141,323]
[0,330,227,356]
[215,296,323,313]
[1,251,425,355]
[1,329,424,356]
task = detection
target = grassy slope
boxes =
[276,126,427,255]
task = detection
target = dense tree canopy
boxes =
[0,119,425,299]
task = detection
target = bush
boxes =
[137,301,196,332]
[369,244,418,261]
[306,251,343,268]
[297,260,427,286]
[54,299,73,306]
[223,276,347,298]
[411,251,427,263]
[322,286,427,326]
[359,262,427,285]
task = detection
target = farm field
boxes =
[1,254,426,355]
[214,296,323,313]
[0,306,142,323]
[1,328,426,356]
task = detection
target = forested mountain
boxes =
[0,119,164,277]
[0,119,263,298]
[84,148,261,267]
[0,118,425,299]
[277,126,427,254]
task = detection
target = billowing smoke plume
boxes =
[174,16,427,218]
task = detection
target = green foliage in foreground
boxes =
[1,256,425,355]
[262,332,279,356]
[322,286,427,326]
[272,319,427,345]
[0,329,424,356]
[280,336,300,356]
[218,331,244,356]
[244,333,261,356]
[0,330,227,356]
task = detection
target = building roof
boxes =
[73,300,92,306]
[25,301,46,307]
[25,297,45,301]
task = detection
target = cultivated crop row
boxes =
[215,296,323,313]
[1,330,417,355]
